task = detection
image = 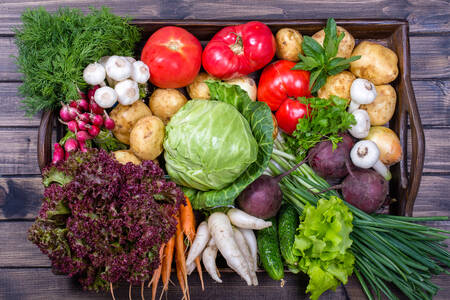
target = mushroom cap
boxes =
[350,78,377,105]
[105,56,132,81]
[83,62,106,85]
[350,140,380,169]
[115,79,139,105]
[94,86,118,108]
[349,109,371,138]
[131,61,150,84]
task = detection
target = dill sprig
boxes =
[13,7,141,116]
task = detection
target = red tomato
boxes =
[202,21,276,80]
[141,26,202,88]
[257,60,311,111]
[275,98,311,135]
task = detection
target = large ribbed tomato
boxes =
[202,21,276,80]
[257,60,311,111]
[141,26,202,88]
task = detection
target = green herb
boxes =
[286,96,356,157]
[93,129,127,152]
[14,7,140,116]
[292,18,360,93]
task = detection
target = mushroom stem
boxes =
[373,160,392,181]
[348,100,360,113]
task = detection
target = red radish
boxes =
[77,112,90,122]
[58,119,78,133]
[89,101,104,115]
[104,118,115,130]
[77,99,89,112]
[76,131,92,143]
[64,138,78,153]
[88,125,100,137]
[78,90,87,100]
[52,143,65,164]
[79,140,88,152]
[88,85,100,101]
[76,119,89,131]
[90,114,103,127]
[59,104,75,122]
[69,101,78,108]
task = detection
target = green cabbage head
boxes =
[164,100,258,191]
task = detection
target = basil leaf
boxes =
[302,36,325,60]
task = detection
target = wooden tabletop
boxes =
[0,1,448,299]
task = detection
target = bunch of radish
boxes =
[53,86,116,163]
[186,208,272,286]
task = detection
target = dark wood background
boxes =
[0,0,448,299]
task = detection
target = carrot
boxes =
[161,236,175,292]
[175,214,189,300]
[149,244,165,300]
[181,196,205,291]
[180,196,196,244]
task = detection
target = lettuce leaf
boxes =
[293,196,354,300]
[187,81,274,210]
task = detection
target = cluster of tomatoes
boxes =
[141,21,311,135]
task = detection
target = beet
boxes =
[308,133,354,180]
[341,169,388,213]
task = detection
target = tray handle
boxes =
[37,110,54,173]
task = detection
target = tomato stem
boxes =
[229,32,244,55]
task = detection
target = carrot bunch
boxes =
[149,196,204,300]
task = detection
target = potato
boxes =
[113,150,141,165]
[360,85,397,125]
[312,26,355,59]
[110,101,152,145]
[130,116,165,160]
[317,71,355,102]
[149,88,187,124]
[187,72,217,100]
[271,113,278,139]
[350,41,398,85]
[365,126,402,165]
[226,76,257,101]
[275,28,303,62]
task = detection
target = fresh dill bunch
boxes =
[13,7,141,116]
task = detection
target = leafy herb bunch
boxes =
[292,18,360,93]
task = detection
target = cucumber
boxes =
[278,204,299,267]
[257,217,284,281]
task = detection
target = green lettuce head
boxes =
[164,100,258,191]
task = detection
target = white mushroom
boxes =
[83,62,106,86]
[349,78,377,112]
[131,61,150,84]
[348,109,371,139]
[105,56,132,81]
[94,86,118,108]
[350,140,392,180]
[125,56,137,64]
[115,79,139,105]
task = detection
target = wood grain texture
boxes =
[0,0,449,35]
[0,82,41,127]
[1,35,448,81]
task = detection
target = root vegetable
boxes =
[130,116,165,160]
[312,25,355,59]
[187,261,196,275]
[308,133,354,180]
[208,212,252,285]
[110,101,152,144]
[131,61,150,83]
[104,117,115,130]
[238,228,258,271]
[105,56,132,81]
[317,71,355,102]
[186,72,217,100]
[186,221,210,266]
[350,140,391,180]
[225,76,257,101]
[75,131,92,143]
[112,150,141,165]
[202,238,222,283]
[52,143,65,164]
[227,208,272,230]
[360,85,397,125]
[64,138,78,153]
[94,86,118,108]
[349,78,377,112]
[271,114,278,139]
[115,79,139,106]
[365,126,402,165]
[83,62,106,86]
[275,28,303,62]
[233,228,258,286]
[350,41,399,85]
[237,155,309,219]
[341,169,388,213]
[149,88,187,124]
[348,109,371,139]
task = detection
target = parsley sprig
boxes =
[292,18,360,93]
[286,96,356,157]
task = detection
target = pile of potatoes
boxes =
[274,25,402,166]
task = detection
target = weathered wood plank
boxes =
[0,0,448,35]
[1,34,448,81]
[0,80,447,127]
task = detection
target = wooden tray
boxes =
[37,19,425,216]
